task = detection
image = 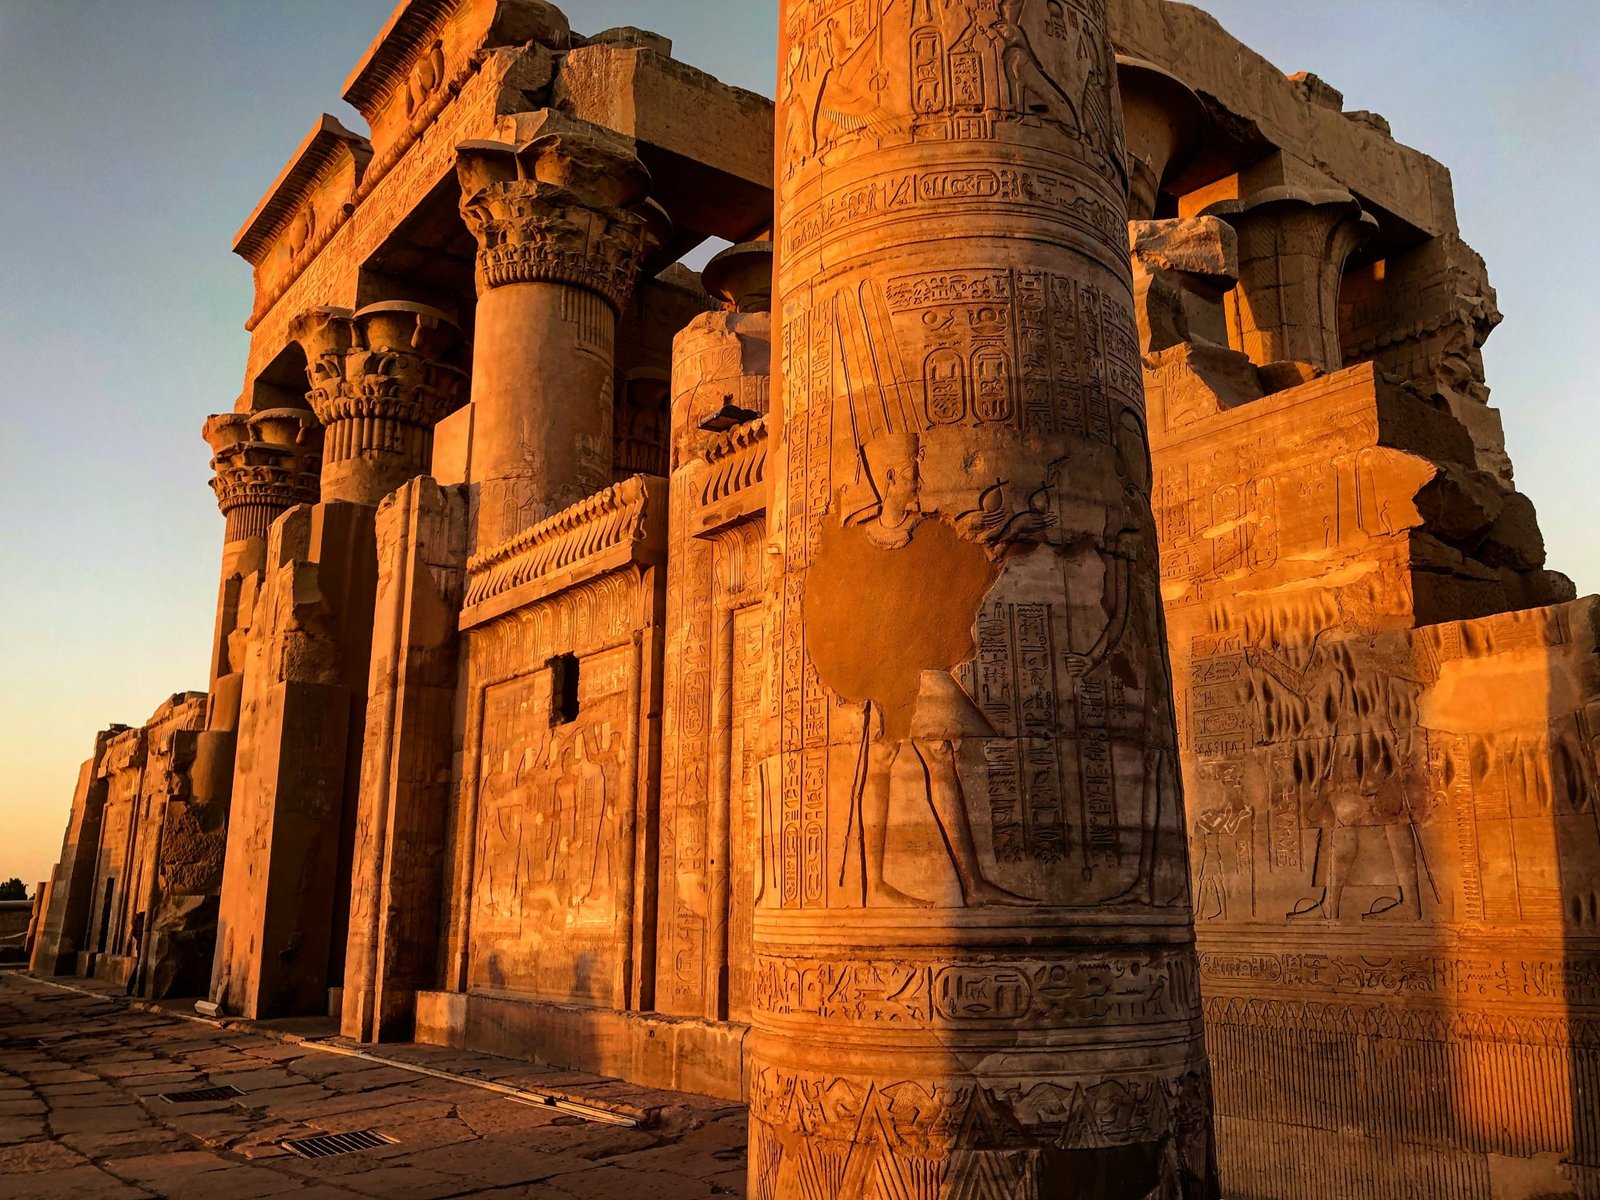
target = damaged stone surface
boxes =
[28,1,1600,1198]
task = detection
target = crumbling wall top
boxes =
[1110,0,1456,238]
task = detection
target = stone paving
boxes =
[0,972,747,1198]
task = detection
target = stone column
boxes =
[209,304,460,1019]
[1116,56,1206,222]
[294,301,468,507]
[203,408,323,546]
[201,408,322,722]
[756,1,1215,1196]
[139,410,322,1000]
[1202,186,1376,373]
[456,112,665,550]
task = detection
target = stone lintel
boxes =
[459,474,666,629]
[553,42,774,244]
[342,0,569,144]
[232,115,372,267]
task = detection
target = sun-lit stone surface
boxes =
[28,2,1599,1197]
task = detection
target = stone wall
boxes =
[29,2,1600,1197]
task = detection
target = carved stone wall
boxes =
[1141,218,1600,1197]
[210,502,378,1019]
[656,295,771,1024]
[1172,595,1600,1197]
[445,477,666,1012]
[27,697,208,992]
[32,733,119,975]
[342,477,469,1041]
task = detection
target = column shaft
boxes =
[456,112,664,552]
[755,0,1216,1193]
[468,281,616,546]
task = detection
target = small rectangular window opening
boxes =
[550,653,580,726]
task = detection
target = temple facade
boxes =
[30,1,1600,1197]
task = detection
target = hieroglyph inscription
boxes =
[756,949,1200,1027]
[781,0,1122,177]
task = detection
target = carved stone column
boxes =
[1203,186,1376,373]
[203,408,322,545]
[201,406,322,719]
[759,1,1215,1196]
[1116,56,1206,222]
[293,302,468,507]
[457,112,665,550]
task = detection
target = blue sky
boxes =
[1,1,1595,888]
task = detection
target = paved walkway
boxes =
[0,971,746,1199]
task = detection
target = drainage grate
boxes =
[160,1085,243,1104]
[279,1130,395,1159]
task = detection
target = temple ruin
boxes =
[29,1,1599,1197]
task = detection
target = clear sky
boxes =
[1,1,1595,891]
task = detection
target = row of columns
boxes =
[203,115,665,555]
[188,109,665,1027]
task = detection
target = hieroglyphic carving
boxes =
[657,288,773,1020]
[762,0,1212,1193]
[872,268,1140,440]
[756,948,1198,1027]
[748,1059,1213,1200]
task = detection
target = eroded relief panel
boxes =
[1151,352,1600,1194]
[463,576,644,1008]
[658,515,769,1021]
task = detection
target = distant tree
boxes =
[0,879,25,901]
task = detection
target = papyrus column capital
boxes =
[1203,186,1377,373]
[202,408,322,542]
[456,115,667,310]
[288,301,468,505]
[1116,56,1206,223]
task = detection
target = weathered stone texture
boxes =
[30,2,1600,1198]
[210,502,378,1019]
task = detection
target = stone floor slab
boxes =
[0,972,747,1198]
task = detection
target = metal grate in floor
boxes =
[279,1129,396,1159]
[160,1085,243,1103]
